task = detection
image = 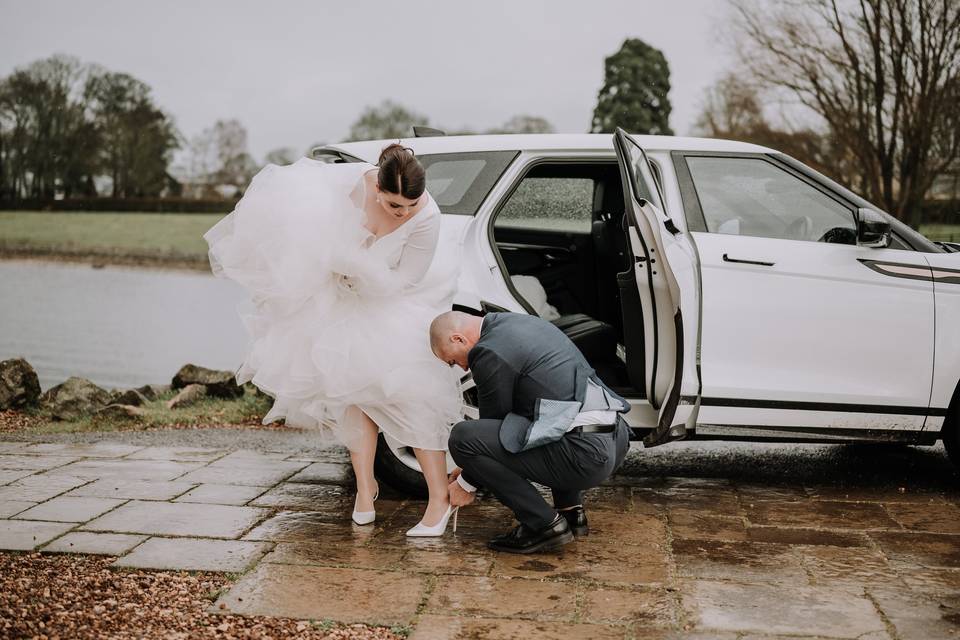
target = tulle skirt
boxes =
[203,159,463,451]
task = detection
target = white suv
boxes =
[314,130,960,494]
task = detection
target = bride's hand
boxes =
[335,273,357,293]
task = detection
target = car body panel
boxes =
[316,133,956,445]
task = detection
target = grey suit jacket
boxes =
[467,312,629,453]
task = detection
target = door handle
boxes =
[722,253,775,267]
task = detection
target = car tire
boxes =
[374,434,429,498]
[372,372,478,497]
[944,385,960,470]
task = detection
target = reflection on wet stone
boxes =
[744,499,900,530]
[673,539,807,584]
[243,510,375,544]
[871,531,960,568]
[427,575,575,621]
[884,502,960,534]
[745,526,869,547]
[215,563,425,626]
[263,541,405,571]
[668,508,748,542]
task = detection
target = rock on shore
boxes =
[172,365,242,399]
[0,358,41,410]
[40,377,112,420]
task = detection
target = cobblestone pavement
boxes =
[1,438,959,639]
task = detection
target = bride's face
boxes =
[376,186,420,220]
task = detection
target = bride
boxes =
[203,143,463,536]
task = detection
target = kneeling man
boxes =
[430,311,631,553]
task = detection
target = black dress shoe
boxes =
[560,507,589,537]
[487,514,574,554]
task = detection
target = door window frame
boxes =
[486,156,621,314]
[672,151,860,242]
[672,151,925,251]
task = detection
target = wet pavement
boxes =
[0,437,958,638]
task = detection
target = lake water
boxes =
[0,260,250,392]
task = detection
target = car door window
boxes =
[496,177,594,233]
[686,156,857,243]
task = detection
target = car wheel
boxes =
[373,372,479,497]
[944,385,960,470]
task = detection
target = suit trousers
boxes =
[449,416,630,530]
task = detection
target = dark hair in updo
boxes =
[377,143,426,200]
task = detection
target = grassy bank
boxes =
[0,210,957,271]
[0,211,225,269]
[1,385,275,435]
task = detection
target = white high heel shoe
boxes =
[406,504,459,537]
[351,487,379,526]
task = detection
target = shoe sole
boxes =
[488,530,575,554]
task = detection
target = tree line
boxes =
[0,55,178,200]
[3,0,958,224]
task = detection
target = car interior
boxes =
[489,161,644,396]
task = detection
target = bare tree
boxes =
[734,0,960,223]
[345,101,428,142]
[693,73,858,183]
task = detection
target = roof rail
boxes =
[413,126,446,138]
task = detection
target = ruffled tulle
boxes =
[203,158,463,451]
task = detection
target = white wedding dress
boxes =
[203,157,463,451]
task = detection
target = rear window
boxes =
[419,151,518,215]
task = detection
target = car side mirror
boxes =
[857,208,891,248]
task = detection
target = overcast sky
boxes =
[1,0,734,161]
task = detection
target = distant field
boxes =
[0,211,225,266]
[0,211,957,270]
[920,224,960,242]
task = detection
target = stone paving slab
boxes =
[114,537,271,572]
[82,500,268,538]
[0,519,75,551]
[123,446,229,462]
[173,483,269,505]
[743,499,901,530]
[870,531,960,568]
[67,478,196,501]
[20,443,145,458]
[0,475,90,502]
[43,531,148,555]
[177,459,308,486]
[409,615,631,640]
[681,579,890,638]
[213,563,426,627]
[45,459,204,481]
[15,496,125,522]
[426,575,576,621]
[0,454,78,471]
[285,461,353,485]
[581,586,678,627]
[0,468,37,485]
[884,501,960,534]
[0,500,36,517]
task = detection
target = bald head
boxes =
[430,311,483,370]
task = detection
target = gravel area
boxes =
[0,552,401,640]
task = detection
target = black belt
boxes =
[569,423,618,434]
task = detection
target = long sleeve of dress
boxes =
[342,209,441,297]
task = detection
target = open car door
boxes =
[613,128,690,446]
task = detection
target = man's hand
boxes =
[448,478,475,508]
